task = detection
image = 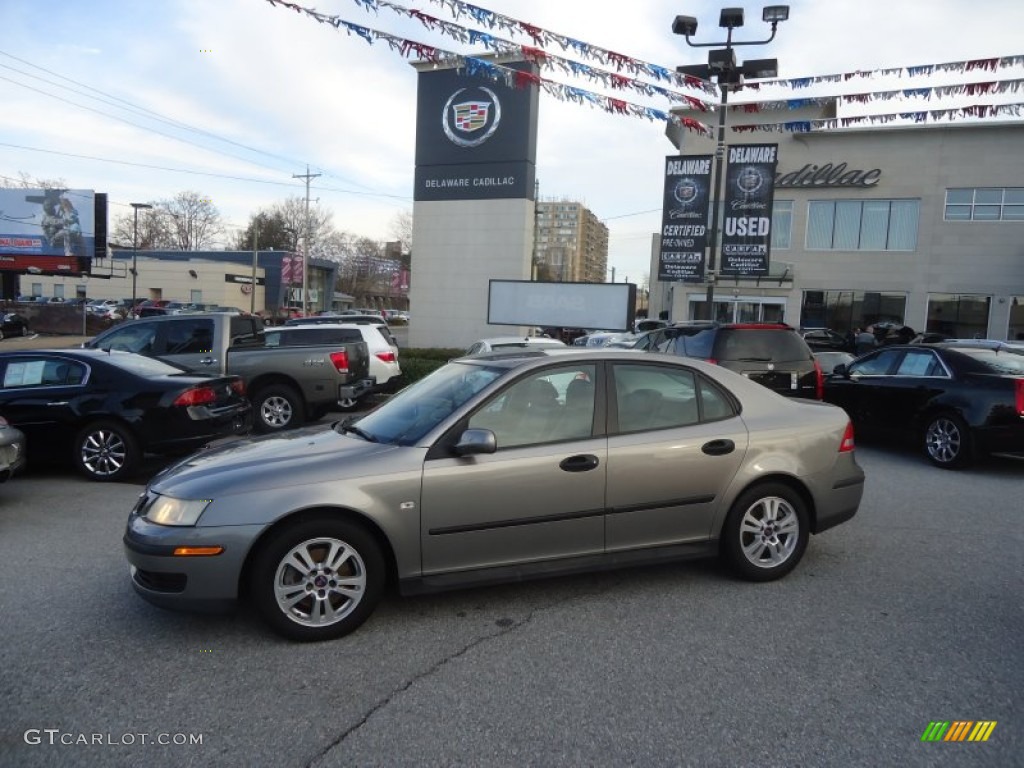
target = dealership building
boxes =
[652,100,1024,341]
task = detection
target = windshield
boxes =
[347,361,505,445]
[94,351,189,376]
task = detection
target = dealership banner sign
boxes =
[658,155,712,282]
[720,144,779,276]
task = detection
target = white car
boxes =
[271,323,401,411]
[466,337,568,355]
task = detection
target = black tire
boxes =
[252,384,305,433]
[250,517,385,642]
[19,323,27,337]
[0,328,5,341]
[923,412,974,469]
[721,483,809,582]
[336,395,362,413]
[73,420,140,482]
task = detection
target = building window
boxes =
[945,188,1024,221]
[53,284,65,299]
[799,290,907,335]
[1009,297,1024,341]
[926,294,991,339]
[807,199,919,251]
[771,200,793,250]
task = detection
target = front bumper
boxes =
[123,511,266,612]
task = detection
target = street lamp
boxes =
[673,5,789,321]
[130,202,153,314]
[250,219,260,315]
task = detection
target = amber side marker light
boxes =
[173,546,224,557]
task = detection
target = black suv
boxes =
[637,322,822,400]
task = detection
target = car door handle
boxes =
[47,401,69,406]
[559,454,599,472]
[198,357,217,365]
[701,439,735,456]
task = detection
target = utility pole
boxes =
[293,164,321,315]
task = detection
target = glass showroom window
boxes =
[807,199,919,250]
[800,290,907,334]
[771,200,793,249]
[945,188,1024,221]
[927,294,991,339]
[1008,297,1024,342]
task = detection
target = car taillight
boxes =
[706,358,717,365]
[330,350,349,373]
[375,351,396,363]
[173,386,217,407]
[839,421,855,452]
[230,379,246,396]
[1015,378,1024,417]
[814,359,824,400]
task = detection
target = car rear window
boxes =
[952,347,1024,374]
[263,328,363,347]
[713,329,811,362]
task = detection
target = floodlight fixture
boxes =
[762,5,790,23]
[742,57,779,79]
[718,8,745,28]
[672,15,699,37]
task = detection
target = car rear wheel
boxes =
[722,483,809,582]
[251,518,385,642]
[73,420,140,482]
[923,412,973,469]
[253,384,305,433]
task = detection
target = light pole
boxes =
[250,219,259,315]
[673,5,789,321]
[130,202,152,315]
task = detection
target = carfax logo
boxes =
[921,721,997,742]
[443,87,502,147]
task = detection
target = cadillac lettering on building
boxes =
[775,162,882,188]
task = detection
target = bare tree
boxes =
[111,205,175,249]
[0,172,69,189]
[272,196,333,251]
[389,209,413,254]
[160,191,223,250]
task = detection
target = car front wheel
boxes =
[73,420,140,481]
[251,518,385,641]
[722,483,809,582]
[252,384,305,433]
[923,412,973,469]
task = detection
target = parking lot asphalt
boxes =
[0,443,1020,768]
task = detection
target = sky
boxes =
[2,0,1023,285]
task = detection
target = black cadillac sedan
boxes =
[0,349,251,481]
[823,341,1024,468]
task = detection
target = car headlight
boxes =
[144,495,211,526]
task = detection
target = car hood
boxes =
[149,424,403,498]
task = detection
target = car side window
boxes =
[613,364,699,433]
[698,375,737,421]
[895,349,946,377]
[164,319,215,354]
[468,364,597,448]
[849,349,903,376]
[1,358,87,388]
[96,324,157,355]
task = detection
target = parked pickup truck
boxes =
[85,313,371,432]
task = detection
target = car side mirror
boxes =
[453,428,497,456]
[832,363,849,377]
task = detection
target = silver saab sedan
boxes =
[124,350,865,642]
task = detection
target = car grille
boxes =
[133,568,187,593]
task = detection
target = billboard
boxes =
[414,61,539,201]
[658,155,712,282]
[0,188,103,274]
[488,280,636,331]
[720,144,779,276]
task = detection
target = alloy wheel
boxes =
[80,428,128,478]
[738,496,801,569]
[925,417,961,465]
[273,537,367,627]
[260,396,293,428]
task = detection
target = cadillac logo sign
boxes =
[443,87,502,147]
[736,166,765,197]
[673,178,700,207]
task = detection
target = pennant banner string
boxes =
[263,0,714,135]
[730,102,1024,132]
[730,78,1024,112]
[345,0,715,108]
[421,0,718,94]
